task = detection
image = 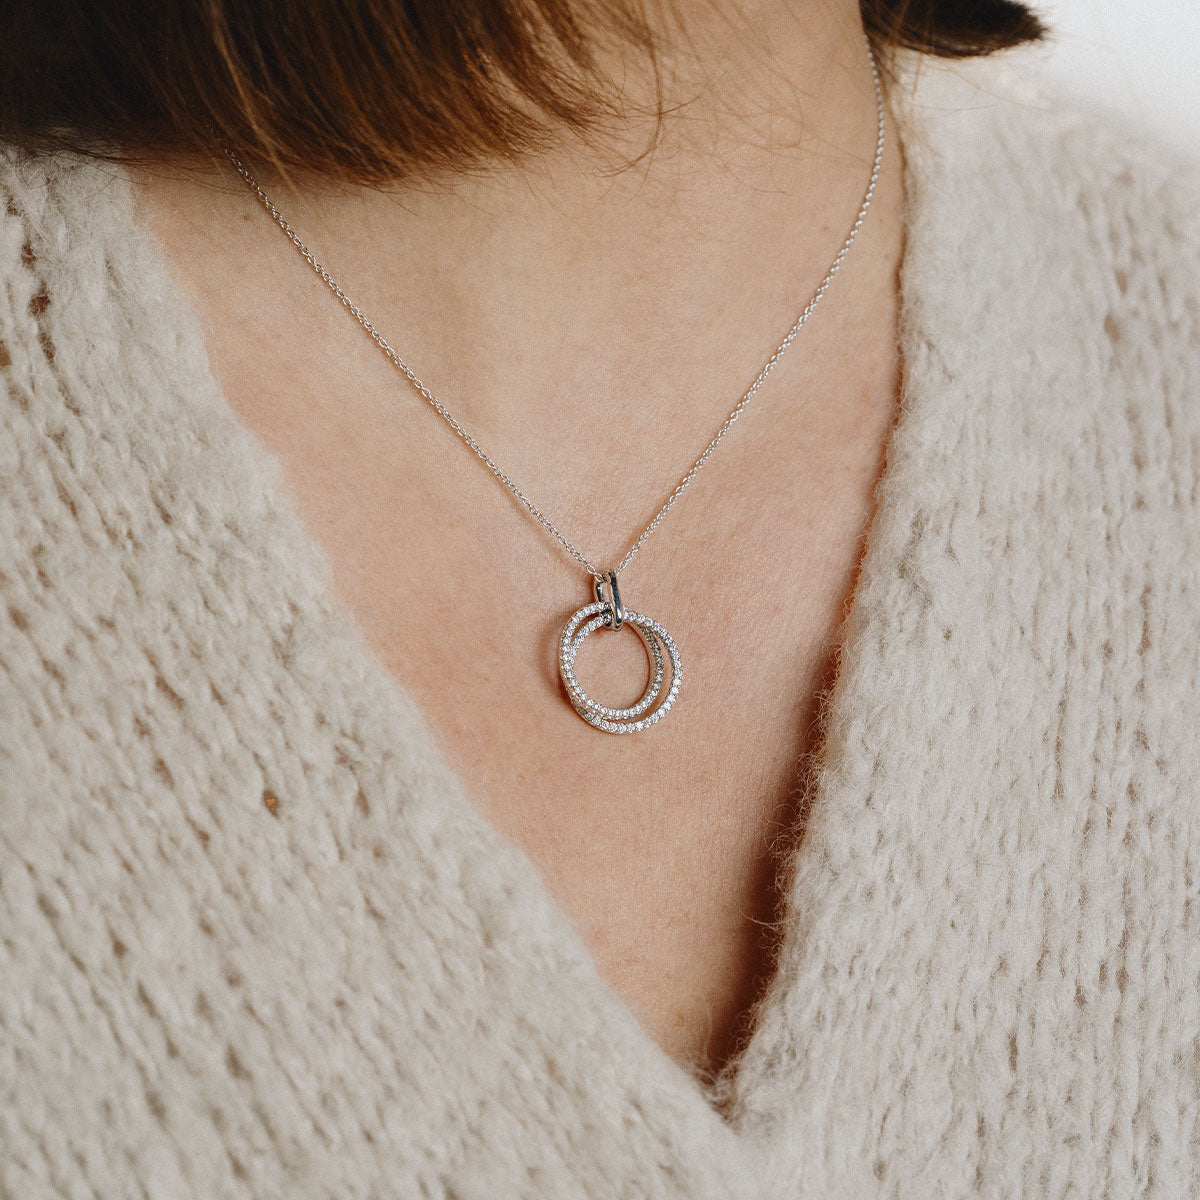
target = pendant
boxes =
[558,571,682,733]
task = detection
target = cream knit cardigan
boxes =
[2,49,1199,1200]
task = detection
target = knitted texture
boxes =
[2,51,1199,1199]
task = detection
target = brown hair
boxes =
[0,1,1044,184]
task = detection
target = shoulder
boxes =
[890,48,1200,473]
[0,142,157,462]
[0,140,136,307]
[893,48,1200,339]
[893,46,1200,228]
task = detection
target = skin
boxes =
[128,0,906,1083]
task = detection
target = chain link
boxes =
[225,38,886,581]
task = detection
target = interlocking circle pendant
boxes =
[558,571,682,733]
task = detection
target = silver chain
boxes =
[225,39,885,582]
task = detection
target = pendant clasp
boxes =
[593,570,625,631]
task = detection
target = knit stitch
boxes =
[1,50,1199,1200]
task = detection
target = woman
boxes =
[1,0,1197,1195]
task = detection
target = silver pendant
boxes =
[558,571,682,733]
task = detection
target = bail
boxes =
[593,570,625,631]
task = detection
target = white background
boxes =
[1030,0,1200,161]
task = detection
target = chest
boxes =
[126,171,906,1075]
[223,368,901,1076]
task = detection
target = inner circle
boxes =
[565,615,664,720]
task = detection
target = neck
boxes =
[254,1,891,401]
[130,0,905,568]
[546,0,882,176]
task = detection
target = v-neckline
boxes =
[98,48,981,1155]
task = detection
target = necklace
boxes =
[225,38,886,734]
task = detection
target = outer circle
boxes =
[558,601,683,734]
